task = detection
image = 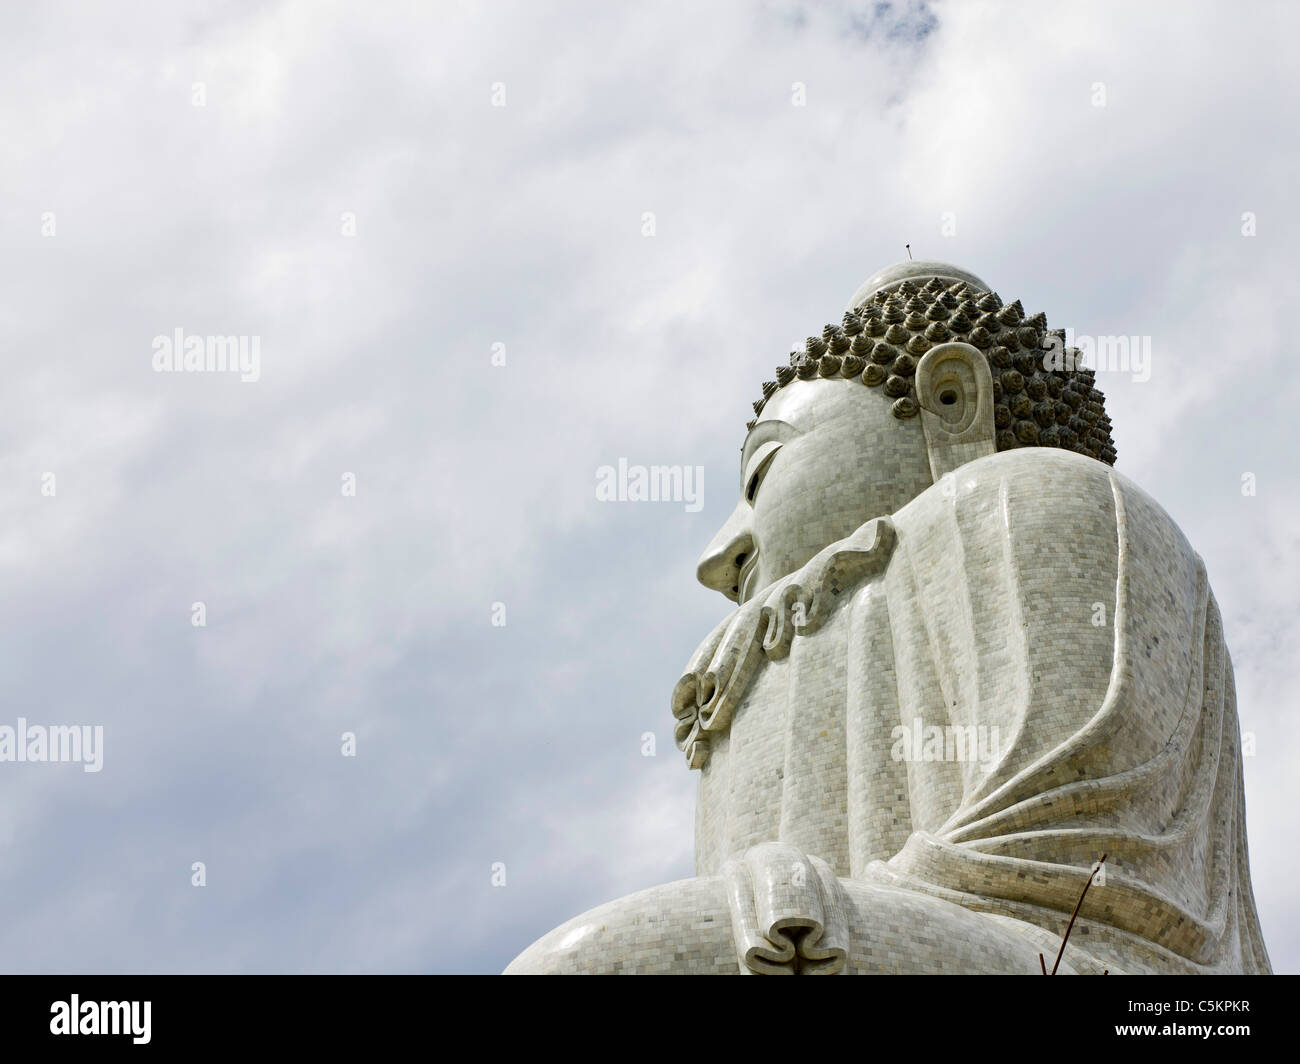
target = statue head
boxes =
[697,261,1116,602]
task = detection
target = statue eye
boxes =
[745,447,780,504]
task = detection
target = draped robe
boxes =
[509,448,1270,974]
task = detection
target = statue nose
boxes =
[696,501,755,603]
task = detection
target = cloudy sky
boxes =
[1,0,1296,974]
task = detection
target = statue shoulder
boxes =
[891,448,1193,561]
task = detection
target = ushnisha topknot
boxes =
[747,274,1117,466]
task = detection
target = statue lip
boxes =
[737,551,761,604]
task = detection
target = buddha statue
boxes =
[506,261,1272,974]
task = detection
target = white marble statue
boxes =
[506,261,1271,974]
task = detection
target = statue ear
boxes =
[914,342,997,482]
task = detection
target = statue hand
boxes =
[722,842,850,975]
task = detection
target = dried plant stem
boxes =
[1049,854,1107,975]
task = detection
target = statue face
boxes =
[697,378,934,603]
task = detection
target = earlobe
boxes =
[914,342,997,482]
